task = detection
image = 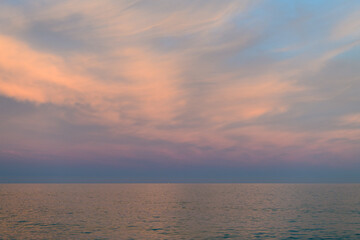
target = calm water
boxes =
[0,184,360,239]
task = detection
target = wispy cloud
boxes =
[1,0,360,173]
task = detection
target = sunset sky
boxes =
[1,0,360,182]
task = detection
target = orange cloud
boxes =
[0,34,184,124]
[206,75,300,124]
[1,0,360,167]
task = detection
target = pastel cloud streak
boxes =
[1,0,360,181]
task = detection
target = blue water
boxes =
[0,184,360,239]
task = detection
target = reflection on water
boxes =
[0,184,360,239]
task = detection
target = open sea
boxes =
[0,184,360,239]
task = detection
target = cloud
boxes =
[339,113,360,126]
[331,9,360,41]
[0,0,360,170]
[0,33,185,122]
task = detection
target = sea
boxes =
[0,184,360,239]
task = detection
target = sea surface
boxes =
[0,184,360,239]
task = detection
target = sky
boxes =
[1,0,360,182]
